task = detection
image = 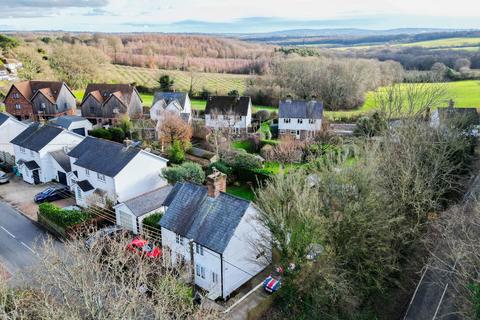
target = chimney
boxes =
[206,168,227,198]
[286,95,292,103]
[311,95,317,102]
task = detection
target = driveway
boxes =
[0,174,75,221]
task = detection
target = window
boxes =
[13,93,20,99]
[212,272,219,283]
[195,243,204,256]
[20,147,25,153]
[279,129,286,134]
[15,104,21,110]
[309,119,316,124]
[297,119,303,124]
[283,118,291,124]
[76,186,82,200]
[175,234,184,245]
[196,264,205,279]
[89,107,95,114]
[41,103,46,110]
[85,169,90,176]
[97,173,106,182]
[30,150,35,157]
[118,210,134,231]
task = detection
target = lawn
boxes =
[226,184,255,201]
[397,37,480,49]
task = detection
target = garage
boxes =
[58,171,67,185]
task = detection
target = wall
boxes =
[0,118,28,156]
[114,151,168,202]
[81,95,103,118]
[70,160,117,205]
[67,120,93,136]
[114,204,137,232]
[278,117,322,132]
[222,205,271,298]
[103,96,127,119]
[128,91,143,118]
[4,86,33,119]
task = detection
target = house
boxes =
[278,97,323,140]
[205,96,252,134]
[0,66,8,80]
[430,103,479,129]
[159,170,271,300]
[4,81,76,121]
[114,185,173,234]
[68,136,168,208]
[150,92,192,123]
[49,115,93,136]
[3,59,22,73]
[0,112,29,163]
[11,124,84,185]
[80,84,143,125]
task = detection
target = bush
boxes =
[168,140,186,164]
[142,213,163,234]
[38,203,91,228]
[109,127,125,143]
[354,112,387,137]
[209,161,233,176]
[90,128,112,140]
[222,150,263,171]
[162,162,205,184]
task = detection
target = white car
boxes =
[0,171,9,184]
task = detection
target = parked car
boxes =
[0,171,9,184]
[34,186,71,203]
[263,266,288,293]
[126,238,161,259]
[85,225,126,250]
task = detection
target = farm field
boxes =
[105,65,248,95]
[331,37,480,51]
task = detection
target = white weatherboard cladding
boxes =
[0,118,28,156]
[114,151,168,202]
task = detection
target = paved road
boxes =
[0,201,55,278]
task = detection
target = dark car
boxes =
[84,225,126,250]
[34,186,71,203]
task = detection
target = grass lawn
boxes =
[232,140,256,153]
[227,184,255,201]
[397,37,480,49]
[258,161,305,175]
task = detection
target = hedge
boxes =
[38,203,91,229]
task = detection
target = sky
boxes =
[1,0,480,33]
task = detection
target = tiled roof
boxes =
[50,115,89,130]
[12,81,66,102]
[10,124,63,152]
[76,180,94,192]
[49,150,71,172]
[205,96,251,116]
[68,136,141,177]
[152,92,188,110]
[122,185,173,217]
[159,182,251,254]
[279,99,323,119]
[81,83,140,106]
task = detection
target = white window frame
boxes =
[309,119,316,124]
[76,186,82,200]
[298,119,303,124]
[284,118,291,124]
[212,272,219,283]
[195,243,204,256]
[97,173,106,182]
[175,234,184,245]
[20,147,25,153]
[196,264,205,279]
[30,150,35,157]
[85,169,90,176]
[15,104,22,110]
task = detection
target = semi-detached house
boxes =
[68,137,169,208]
[11,124,84,185]
[0,112,29,163]
[159,171,271,300]
[278,98,323,140]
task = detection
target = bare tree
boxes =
[157,111,193,152]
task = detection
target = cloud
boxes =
[0,0,108,7]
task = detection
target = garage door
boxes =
[118,210,136,232]
[58,171,67,185]
[72,128,86,136]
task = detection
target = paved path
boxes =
[0,201,59,282]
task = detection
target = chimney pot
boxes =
[206,168,227,198]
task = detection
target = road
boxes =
[0,201,57,281]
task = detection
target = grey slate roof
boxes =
[279,99,323,119]
[24,160,40,170]
[205,96,251,116]
[50,116,89,130]
[68,136,141,177]
[152,92,188,109]
[122,185,173,217]
[437,107,479,124]
[49,150,71,172]
[0,112,12,127]
[76,180,94,192]
[10,124,63,152]
[159,182,251,254]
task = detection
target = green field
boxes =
[326,80,480,120]
[397,37,480,49]
[106,65,248,95]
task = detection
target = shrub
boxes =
[168,140,186,164]
[90,128,112,140]
[162,162,205,184]
[209,161,233,176]
[38,203,91,228]
[354,112,387,137]
[108,127,125,143]
[222,150,263,171]
[142,213,163,234]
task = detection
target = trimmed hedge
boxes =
[38,203,91,228]
[143,212,162,230]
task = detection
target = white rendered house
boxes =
[49,115,93,136]
[68,136,169,208]
[160,171,271,300]
[150,92,192,123]
[278,98,323,140]
[11,124,84,185]
[204,96,252,133]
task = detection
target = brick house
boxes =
[4,81,76,121]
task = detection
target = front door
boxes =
[58,171,67,185]
[32,170,40,184]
